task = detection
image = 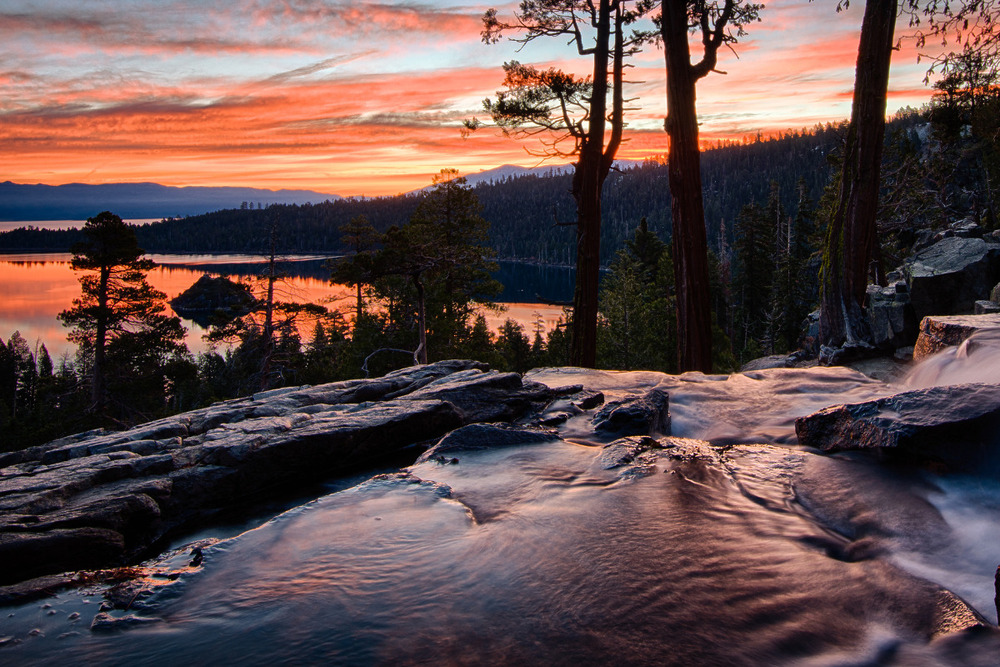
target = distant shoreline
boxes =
[0,218,164,232]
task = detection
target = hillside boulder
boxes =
[904,237,1000,321]
[866,282,918,350]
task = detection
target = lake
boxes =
[0,253,574,360]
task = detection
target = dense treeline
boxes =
[0,124,854,262]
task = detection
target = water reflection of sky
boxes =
[0,254,567,360]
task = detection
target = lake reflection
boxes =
[0,254,571,359]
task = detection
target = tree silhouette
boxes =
[346,170,500,365]
[333,214,381,320]
[469,0,646,367]
[656,0,761,371]
[819,0,1000,353]
[59,211,186,416]
[818,0,897,352]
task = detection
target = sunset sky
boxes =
[1,0,945,197]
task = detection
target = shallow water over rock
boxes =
[5,355,1000,665]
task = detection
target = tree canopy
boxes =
[58,211,187,419]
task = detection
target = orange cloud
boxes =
[0,1,943,197]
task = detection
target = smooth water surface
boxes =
[6,350,1000,665]
[0,254,569,357]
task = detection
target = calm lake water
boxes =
[0,253,573,360]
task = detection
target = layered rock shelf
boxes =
[0,360,566,586]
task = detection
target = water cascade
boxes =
[4,346,1000,665]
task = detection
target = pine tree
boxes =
[496,319,533,373]
[363,170,501,364]
[332,214,381,320]
[731,202,775,359]
[58,211,187,418]
[597,221,676,372]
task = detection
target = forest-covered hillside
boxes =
[0,121,855,263]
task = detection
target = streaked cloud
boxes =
[0,0,945,196]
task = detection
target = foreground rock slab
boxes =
[795,382,1000,467]
[0,360,564,586]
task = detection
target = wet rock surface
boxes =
[795,382,1000,467]
[0,360,565,586]
[913,313,1000,360]
[591,388,671,437]
[5,363,1000,664]
[417,423,559,464]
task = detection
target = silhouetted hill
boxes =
[0,181,340,221]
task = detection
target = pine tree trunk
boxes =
[414,273,428,365]
[568,2,613,369]
[820,0,897,349]
[570,155,603,368]
[662,0,713,373]
[92,265,109,411]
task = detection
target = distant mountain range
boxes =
[0,163,645,222]
[0,181,342,222]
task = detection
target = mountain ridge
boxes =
[0,181,343,221]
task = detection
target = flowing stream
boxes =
[4,346,1000,665]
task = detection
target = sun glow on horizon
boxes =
[0,0,945,198]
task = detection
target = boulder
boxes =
[913,313,1000,360]
[975,300,1000,314]
[904,237,1000,321]
[866,281,918,350]
[592,388,671,437]
[416,424,558,463]
[795,382,1000,468]
[911,228,940,253]
[533,386,598,425]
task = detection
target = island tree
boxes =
[207,215,335,392]
[655,0,761,372]
[59,211,187,417]
[469,0,645,367]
